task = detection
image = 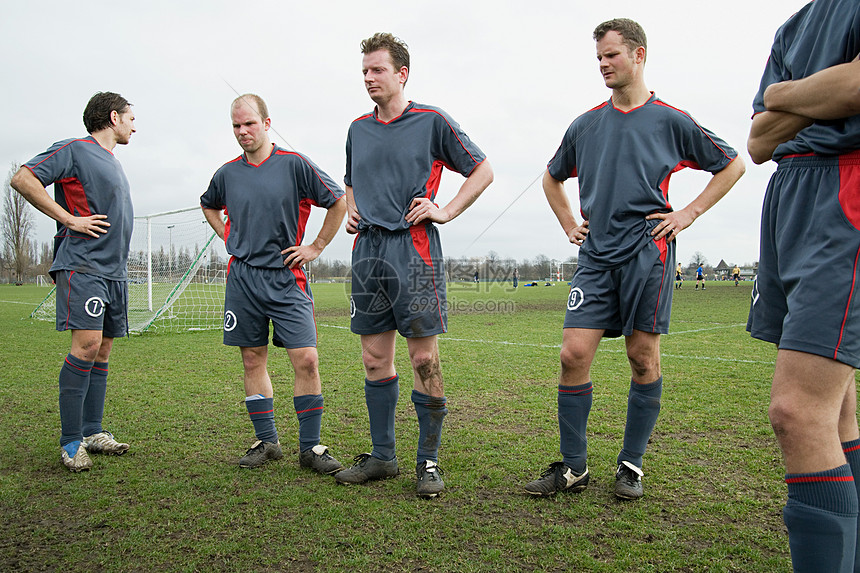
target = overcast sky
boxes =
[1,0,808,268]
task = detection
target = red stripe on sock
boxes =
[785,475,854,484]
[844,443,860,453]
[248,409,274,416]
[296,406,324,415]
[64,357,92,373]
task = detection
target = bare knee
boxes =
[410,350,440,382]
[627,354,658,381]
[241,347,268,373]
[769,395,804,440]
[292,351,319,379]
[70,331,103,362]
[560,344,593,377]
[362,348,392,379]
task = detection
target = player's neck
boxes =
[375,93,409,122]
[611,82,651,112]
[245,142,274,166]
[91,129,118,152]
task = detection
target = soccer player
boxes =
[695,264,706,290]
[746,1,860,569]
[527,19,744,499]
[732,265,740,286]
[675,263,683,289]
[11,92,136,472]
[335,32,493,498]
[201,94,347,474]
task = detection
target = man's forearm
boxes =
[747,111,814,164]
[764,59,860,120]
[202,208,226,240]
[311,199,347,250]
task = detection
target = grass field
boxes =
[0,280,795,572]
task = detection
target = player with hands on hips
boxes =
[337,32,493,498]
[529,18,744,500]
[11,92,137,472]
[201,94,347,475]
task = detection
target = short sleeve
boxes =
[200,171,225,210]
[547,123,578,181]
[298,154,345,208]
[25,140,76,186]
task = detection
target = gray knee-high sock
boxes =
[559,382,592,473]
[412,390,447,464]
[843,439,860,571]
[784,465,858,572]
[365,375,399,461]
[246,396,278,443]
[618,377,662,469]
[82,361,108,437]
[59,354,93,447]
[294,394,323,452]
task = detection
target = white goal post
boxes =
[31,207,228,333]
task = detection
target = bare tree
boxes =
[2,163,35,284]
[689,251,709,268]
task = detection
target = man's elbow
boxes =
[848,85,860,116]
[746,138,771,165]
[478,160,494,186]
[9,167,29,193]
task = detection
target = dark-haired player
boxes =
[335,32,493,497]
[11,92,136,472]
[528,18,744,499]
[201,94,346,474]
[747,1,860,569]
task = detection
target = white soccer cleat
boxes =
[61,443,93,472]
[83,431,130,455]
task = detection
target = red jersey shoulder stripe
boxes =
[652,99,734,162]
[408,106,482,165]
[274,149,342,201]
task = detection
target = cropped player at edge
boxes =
[11,92,136,472]
[747,1,860,570]
[201,94,347,475]
[336,33,493,498]
[529,19,744,500]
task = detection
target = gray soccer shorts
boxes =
[564,237,675,338]
[350,223,446,338]
[54,270,128,337]
[748,152,860,368]
[223,257,317,349]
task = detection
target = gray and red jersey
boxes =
[345,101,486,231]
[752,0,860,161]
[24,136,133,281]
[547,93,737,271]
[201,145,344,270]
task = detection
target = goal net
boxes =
[31,207,228,333]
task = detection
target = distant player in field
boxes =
[529,19,744,499]
[732,265,740,286]
[201,94,347,474]
[746,1,860,569]
[675,263,683,289]
[11,92,136,472]
[695,264,705,290]
[335,33,494,498]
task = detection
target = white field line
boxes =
[0,299,41,306]
[317,322,774,365]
